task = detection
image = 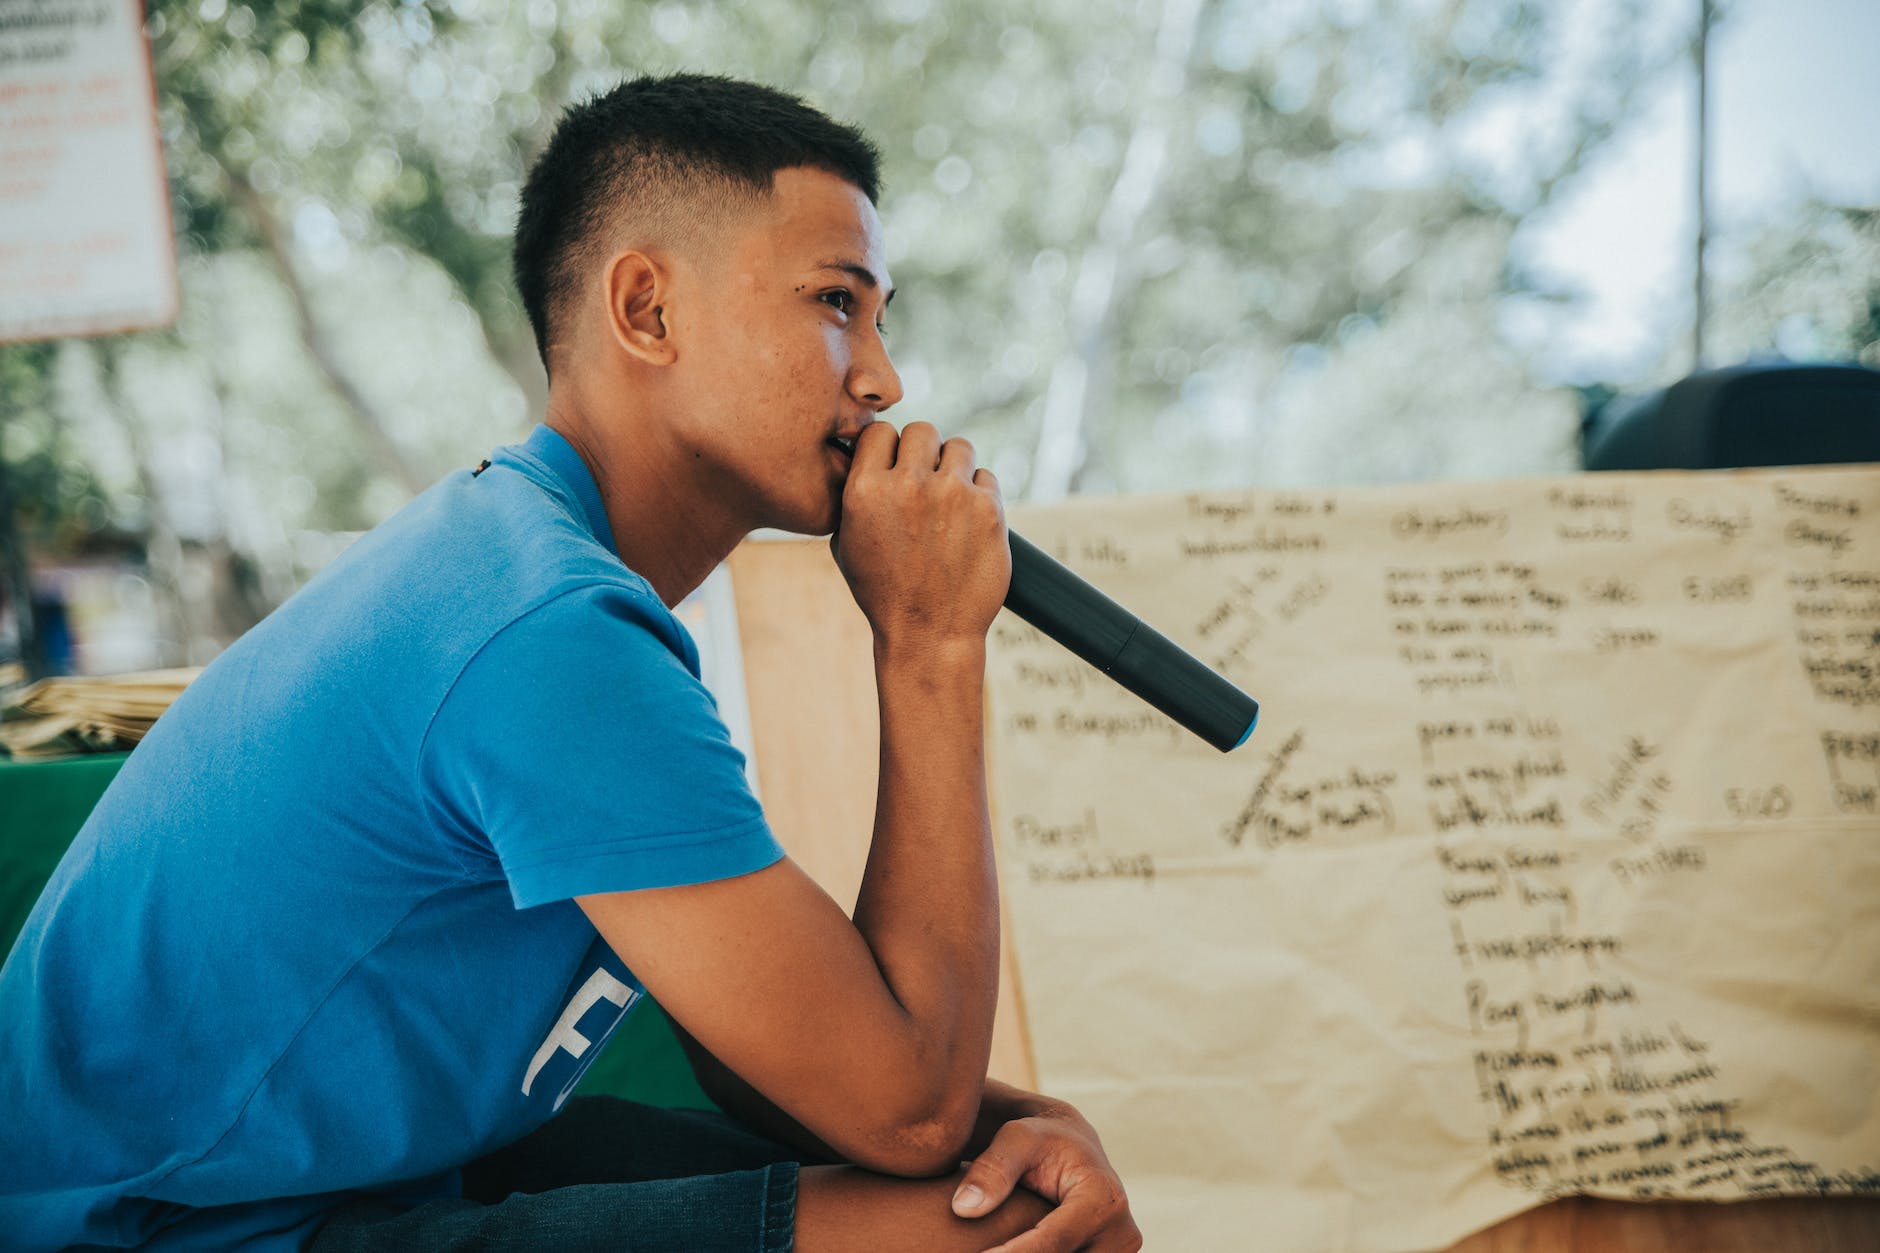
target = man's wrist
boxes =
[872,631,987,674]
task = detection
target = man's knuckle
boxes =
[1022,1118,1059,1146]
[972,1154,1015,1186]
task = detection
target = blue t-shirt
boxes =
[0,426,785,1250]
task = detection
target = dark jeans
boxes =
[311,1097,802,1252]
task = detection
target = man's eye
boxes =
[821,289,853,315]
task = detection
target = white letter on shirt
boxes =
[522,966,634,1097]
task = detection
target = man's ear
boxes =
[603,250,678,366]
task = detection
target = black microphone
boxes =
[1003,531,1259,753]
[830,434,1260,751]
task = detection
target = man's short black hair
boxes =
[513,74,882,374]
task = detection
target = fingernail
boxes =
[953,1184,985,1211]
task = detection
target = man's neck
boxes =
[543,396,748,609]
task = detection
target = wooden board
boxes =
[1449,1194,1880,1251]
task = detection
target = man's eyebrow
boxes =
[812,260,896,307]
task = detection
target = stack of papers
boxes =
[0,669,198,760]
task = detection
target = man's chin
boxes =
[764,497,842,539]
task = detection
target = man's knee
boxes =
[795,1164,1052,1252]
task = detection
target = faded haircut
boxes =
[512,73,882,374]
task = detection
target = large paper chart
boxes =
[987,466,1880,1251]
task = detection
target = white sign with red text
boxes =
[1,0,177,343]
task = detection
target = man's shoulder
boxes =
[373,461,641,592]
[293,464,662,655]
[173,466,683,764]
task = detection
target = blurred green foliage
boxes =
[2,0,1873,666]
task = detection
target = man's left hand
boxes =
[950,1098,1142,1252]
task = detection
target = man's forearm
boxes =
[666,632,1003,1172]
[848,634,1002,1140]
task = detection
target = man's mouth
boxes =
[827,435,857,458]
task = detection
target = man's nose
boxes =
[851,334,903,411]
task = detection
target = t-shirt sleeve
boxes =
[419,581,784,908]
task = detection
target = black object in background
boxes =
[1004,532,1259,753]
[1582,363,1880,471]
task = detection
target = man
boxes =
[0,74,1142,1251]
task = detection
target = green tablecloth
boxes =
[0,752,710,1109]
[0,753,130,959]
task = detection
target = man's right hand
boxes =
[831,421,1011,651]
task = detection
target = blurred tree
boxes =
[1,342,127,675]
[0,345,111,557]
[1706,201,1880,369]
[0,345,58,677]
[6,0,1740,663]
